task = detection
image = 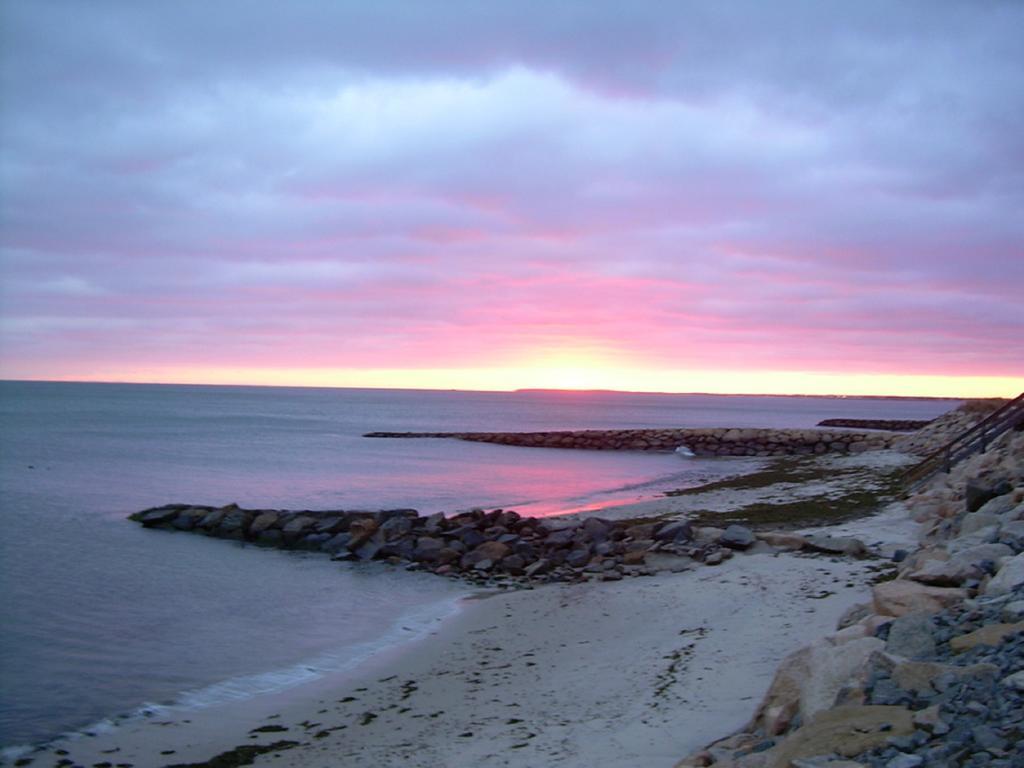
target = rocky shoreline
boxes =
[674,407,1024,768]
[816,419,932,432]
[129,501,870,587]
[363,427,900,457]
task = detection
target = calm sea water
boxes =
[0,382,957,747]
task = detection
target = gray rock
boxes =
[218,509,250,534]
[836,602,873,630]
[353,534,384,560]
[582,517,612,543]
[984,552,1024,596]
[524,558,551,578]
[1000,671,1024,691]
[379,515,413,540]
[137,506,184,527]
[250,511,282,535]
[885,754,923,768]
[886,612,937,659]
[501,554,526,574]
[704,550,726,566]
[948,527,1001,554]
[423,511,446,532]
[654,520,694,543]
[953,543,1014,568]
[961,512,1000,537]
[322,532,353,554]
[198,509,226,529]
[977,494,1019,517]
[171,509,205,531]
[566,548,591,568]
[966,480,999,513]
[909,558,981,587]
[256,529,283,547]
[998,520,1024,552]
[1001,600,1024,622]
[314,515,346,534]
[545,528,576,547]
[971,725,1007,751]
[719,524,756,550]
[805,535,866,557]
[412,536,445,562]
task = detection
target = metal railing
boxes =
[901,392,1024,491]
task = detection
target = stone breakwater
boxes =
[816,419,932,432]
[128,503,868,587]
[674,421,1024,768]
[363,427,900,457]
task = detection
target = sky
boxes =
[1,1,1022,397]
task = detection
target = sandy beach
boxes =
[26,534,897,768]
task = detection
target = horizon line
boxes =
[0,377,986,401]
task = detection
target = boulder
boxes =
[379,516,413,541]
[412,536,445,562]
[627,523,658,540]
[977,493,1019,517]
[566,548,592,568]
[884,612,937,659]
[582,517,612,543]
[256,529,283,547]
[965,480,999,512]
[804,535,866,558]
[218,508,251,537]
[322,532,353,555]
[250,512,281,535]
[872,580,966,617]
[654,520,694,543]
[905,558,981,587]
[750,647,809,735]
[835,602,872,631]
[766,706,914,767]
[314,515,347,534]
[719,524,756,550]
[758,531,808,551]
[353,533,385,561]
[623,550,647,566]
[960,511,1000,536]
[281,515,316,543]
[300,532,330,550]
[951,542,1013,568]
[1002,670,1024,691]
[524,559,551,578]
[949,621,1024,653]
[198,509,226,530]
[423,511,446,533]
[801,637,884,719]
[998,520,1024,551]
[984,552,1024,596]
[889,659,998,695]
[500,554,526,574]
[347,518,379,548]
[947,526,1000,554]
[472,540,512,563]
[136,506,184,527]
[171,508,208,531]
[544,528,576,547]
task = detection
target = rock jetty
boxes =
[364,427,900,457]
[674,408,1024,768]
[128,503,867,586]
[816,419,932,431]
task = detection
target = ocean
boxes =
[0,381,957,748]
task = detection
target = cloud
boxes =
[1,1,1022,388]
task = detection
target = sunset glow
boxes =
[1,3,1022,397]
